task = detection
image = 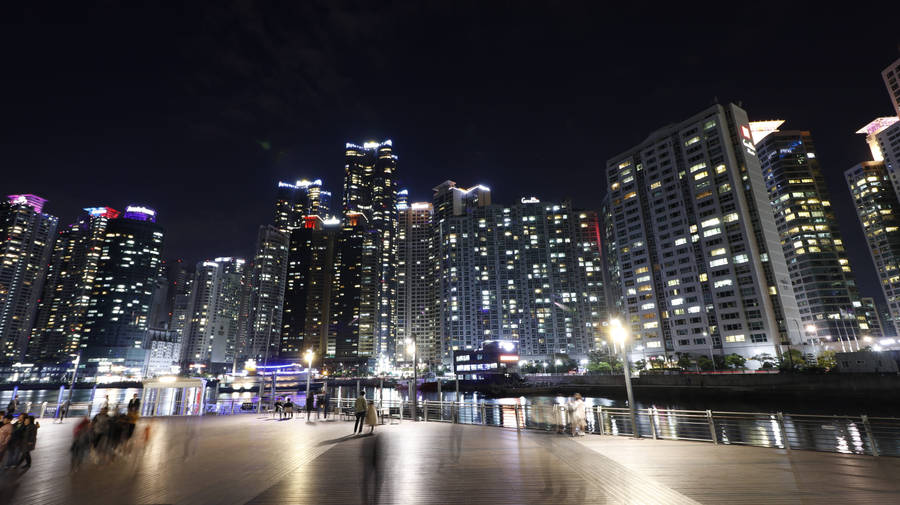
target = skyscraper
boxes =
[882,56,900,117]
[845,161,900,333]
[181,257,247,369]
[604,104,802,361]
[0,195,58,361]
[81,205,164,374]
[397,201,439,365]
[756,127,862,344]
[246,225,289,365]
[281,218,337,360]
[435,190,607,363]
[332,141,399,363]
[28,207,118,362]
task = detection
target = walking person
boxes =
[70,416,91,471]
[5,414,27,468]
[15,416,38,469]
[365,401,378,434]
[353,393,367,434]
[6,396,18,416]
[305,393,315,421]
[0,415,13,466]
[569,393,587,436]
[321,389,330,420]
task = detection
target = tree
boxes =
[778,349,805,371]
[817,350,837,370]
[724,353,746,369]
[634,359,646,371]
[697,356,714,371]
[587,361,612,374]
[676,353,692,370]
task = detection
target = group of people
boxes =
[274,390,331,421]
[70,393,144,469]
[0,408,39,470]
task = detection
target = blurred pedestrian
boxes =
[569,393,586,436]
[306,393,315,421]
[127,394,141,415]
[284,398,294,419]
[321,389,330,420]
[70,416,91,471]
[365,401,378,434]
[15,416,38,469]
[6,396,18,416]
[274,398,283,420]
[360,430,383,504]
[0,415,13,465]
[4,413,27,467]
[353,393,367,434]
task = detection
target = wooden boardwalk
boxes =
[0,415,897,504]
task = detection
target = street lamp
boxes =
[305,349,314,399]
[406,338,417,420]
[554,358,562,374]
[611,318,638,439]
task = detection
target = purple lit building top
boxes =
[123,205,157,223]
[7,194,48,213]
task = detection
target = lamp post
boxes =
[406,338,417,421]
[63,351,82,420]
[554,358,562,375]
[611,318,638,439]
[305,349,314,399]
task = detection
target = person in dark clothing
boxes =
[274,398,283,420]
[6,396,18,416]
[321,390,330,420]
[305,394,315,421]
[5,413,27,468]
[127,394,141,415]
[16,416,38,469]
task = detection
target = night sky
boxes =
[2,3,899,302]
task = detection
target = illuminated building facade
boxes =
[397,201,439,365]
[845,161,900,333]
[28,207,118,362]
[435,192,607,364]
[332,141,398,361]
[0,195,58,361]
[883,56,900,117]
[605,104,802,362]
[756,129,863,344]
[281,219,337,360]
[246,225,289,365]
[81,205,164,373]
[181,257,246,369]
[274,179,333,233]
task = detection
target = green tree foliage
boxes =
[724,353,746,369]
[697,356,714,371]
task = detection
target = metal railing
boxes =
[329,398,900,457]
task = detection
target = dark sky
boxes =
[2,2,899,302]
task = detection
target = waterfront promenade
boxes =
[1,415,898,505]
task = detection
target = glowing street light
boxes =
[610,318,638,438]
[305,349,314,398]
[554,358,562,374]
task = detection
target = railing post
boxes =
[39,401,47,419]
[777,412,791,451]
[597,406,605,435]
[481,401,487,425]
[424,400,429,422]
[861,415,879,457]
[515,403,522,431]
[706,409,717,445]
[649,408,658,440]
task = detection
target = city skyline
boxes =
[3,4,898,303]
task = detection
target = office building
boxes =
[756,127,862,344]
[435,191,607,363]
[81,205,164,374]
[28,207,118,362]
[604,103,802,361]
[845,162,900,333]
[0,195,58,361]
[397,201,439,365]
[883,56,900,117]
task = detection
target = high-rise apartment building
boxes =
[882,56,900,117]
[0,195,58,361]
[397,201,439,365]
[332,141,398,361]
[859,297,885,339]
[246,225,289,364]
[281,218,337,359]
[435,191,607,363]
[756,128,862,344]
[81,205,164,374]
[28,207,118,362]
[845,161,900,332]
[604,104,802,361]
[182,257,247,368]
